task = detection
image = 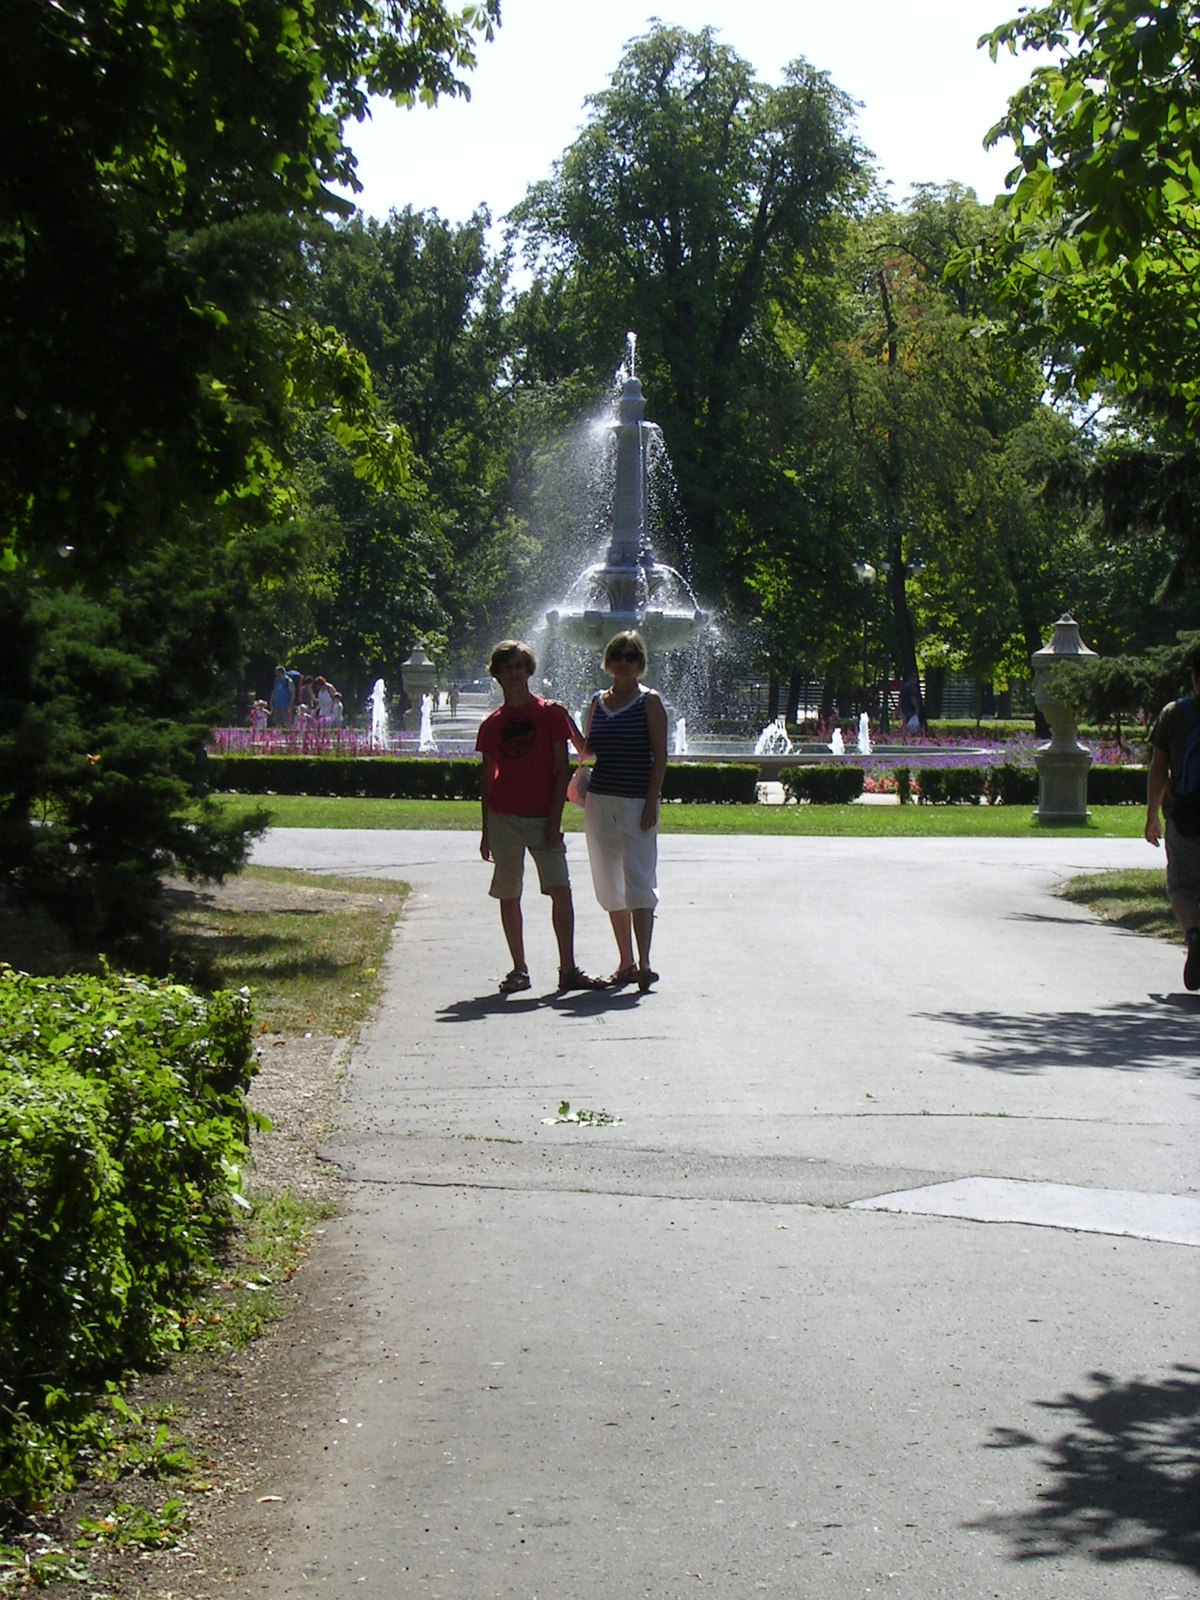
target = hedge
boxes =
[0,969,257,1508]
[662,763,760,804]
[209,754,482,799]
[211,755,762,805]
[778,765,865,804]
[912,763,1147,805]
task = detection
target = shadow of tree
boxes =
[969,1367,1200,1572]
[916,997,1200,1075]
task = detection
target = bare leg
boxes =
[1169,891,1199,938]
[499,898,526,973]
[632,907,655,971]
[548,886,576,971]
[608,909,636,972]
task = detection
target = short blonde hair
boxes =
[488,639,536,677]
[603,629,646,668]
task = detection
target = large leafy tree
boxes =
[0,0,499,946]
[509,24,869,594]
[978,0,1200,599]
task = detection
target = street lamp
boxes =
[852,555,876,718]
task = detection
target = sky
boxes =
[340,0,1041,232]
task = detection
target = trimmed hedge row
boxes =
[0,969,257,1508]
[914,763,1146,805]
[778,765,866,804]
[211,755,762,805]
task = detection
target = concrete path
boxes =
[239,830,1199,1599]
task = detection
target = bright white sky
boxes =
[341,0,1041,231]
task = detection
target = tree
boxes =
[0,0,500,945]
[976,0,1200,600]
[982,0,1200,421]
[509,24,869,596]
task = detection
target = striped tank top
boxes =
[587,689,653,798]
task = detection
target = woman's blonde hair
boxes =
[603,629,646,668]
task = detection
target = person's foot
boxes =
[608,964,638,987]
[636,967,659,993]
[499,968,531,994]
[1184,929,1200,992]
[557,966,608,992]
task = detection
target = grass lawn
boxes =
[1058,868,1178,945]
[217,792,1147,838]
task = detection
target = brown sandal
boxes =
[499,968,531,994]
[558,966,608,992]
[608,965,638,988]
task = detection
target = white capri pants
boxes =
[583,791,659,912]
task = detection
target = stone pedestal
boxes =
[400,646,436,732]
[1031,616,1098,823]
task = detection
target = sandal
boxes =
[637,968,659,993]
[498,968,531,994]
[557,966,608,992]
[608,965,638,988]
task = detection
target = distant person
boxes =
[330,693,344,728]
[270,666,293,728]
[1145,644,1200,990]
[476,639,606,995]
[899,672,924,737]
[449,683,460,718]
[249,698,269,734]
[581,629,668,991]
[314,676,338,723]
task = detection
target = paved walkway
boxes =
[239,830,1198,1599]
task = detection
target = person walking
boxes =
[476,640,606,996]
[1145,644,1200,990]
[581,629,668,991]
[270,666,294,728]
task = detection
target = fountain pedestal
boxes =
[1031,616,1097,823]
[400,646,436,732]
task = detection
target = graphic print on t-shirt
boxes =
[500,716,537,760]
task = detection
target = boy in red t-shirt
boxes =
[476,640,606,994]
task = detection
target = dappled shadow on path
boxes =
[969,1367,1200,1573]
[917,996,1200,1076]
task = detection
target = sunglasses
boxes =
[607,650,643,664]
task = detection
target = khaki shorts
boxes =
[486,812,570,900]
[1165,817,1200,898]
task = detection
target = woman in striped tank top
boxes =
[582,630,668,990]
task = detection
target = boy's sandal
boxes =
[499,968,531,994]
[637,968,659,993]
[557,966,608,992]
[608,964,638,988]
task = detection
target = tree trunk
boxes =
[767,670,780,722]
[924,665,945,720]
[786,669,802,725]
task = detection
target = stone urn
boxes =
[1031,616,1098,822]
[400,645,436,732]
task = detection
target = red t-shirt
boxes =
[475,696,570,816]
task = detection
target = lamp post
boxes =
[852,555,876,718]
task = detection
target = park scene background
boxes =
[2,0,1199,1583]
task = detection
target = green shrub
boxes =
[1088,765,1146,805]
[917,766,988,804]
[778,765,865,804]
[0,968,256,1509]
[894,766,913,805]
[662,764,760,804]
[986,764,1039,806]
[208,755,482,800]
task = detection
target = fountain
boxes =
[829,727,845,757]
[754,716,794,756]
[369,678,390,748]
[418,693,436,753]
[857,712,872,755]
[545,334,708,665]
[673,718,688,756]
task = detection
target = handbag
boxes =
[566,696,597,808]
